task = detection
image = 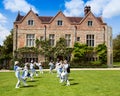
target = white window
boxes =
[49,34,55,46]
[88,21,93,26]
[26,34,35,47]
[86,34,94,46]
[65,34,71,47]
[28,20,34,25]
[57,20,63,26]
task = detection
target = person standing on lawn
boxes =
[56,60,63,78]
[14,61,28,88]
[36,61,44,74]
[48,60,54,73]
[22,62,31,80]
[60,60,70,86]
[30,60,37,80]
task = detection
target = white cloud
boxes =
[0,13,7,23]
[63,0,120,18]
[0,13,9,45]
[102,0,120,18]
[63,0,84,17]
[3,0,38,13]
[1,0,38,45]
[85,0,110,16]
[0,25,10,45]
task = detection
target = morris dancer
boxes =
[60,60,70,86]
[14,61,28,88]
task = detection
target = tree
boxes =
[0,29,13,69]
[95,43,107,64]
[54,38,73,61]
[72,42,93,62]
[72,42,107,66]
[113,34,120,62]
[36,38,73,62]
[36,39,54,62]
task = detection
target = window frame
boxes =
[26,34,35,47]
[86,34,94,47]
[28,20,34,26]
[88,21,93,26]
[57,20,63,26]
[49,34,55,46]
[65,34,71,47]
[77,37,80,41]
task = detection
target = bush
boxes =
[70,60,107,68]
[90,60,101,65]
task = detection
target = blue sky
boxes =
[0,0,120,45]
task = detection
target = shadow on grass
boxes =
[22,85,37,88]
[27,80,39,82]
[61,82,79,86]
[69,78,74,81]
[34,76,41,78]
[70,82,79,85]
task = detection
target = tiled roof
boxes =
[96,17,105,24]
[15,14,104,24]
[67,17,83,24]
[15,15,24,22]
[39,16,53,23]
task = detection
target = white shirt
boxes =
[30,63,34,69]
[14,65,22,78]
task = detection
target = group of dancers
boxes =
[14,60,43,88]
[14,59,70,88]
[49,60,70,86]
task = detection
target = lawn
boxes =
[0,70,120,96]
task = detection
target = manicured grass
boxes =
[0,70,120,96]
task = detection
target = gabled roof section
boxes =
[14,7,106,25]
[79,11,105,25]
[97,17,107,25]
[49,11,71,24]
[15,9,41,23]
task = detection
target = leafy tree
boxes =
[73,42,93,62]
[36,39,54,62]
[95,43,107,64]
[0,29,13,69]
[72,42,107,66]
[36,38,73,62]
[113,35,120,62]
[54,38,73,61]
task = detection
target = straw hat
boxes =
[14,61,19,65]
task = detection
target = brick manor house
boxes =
[13,6,113,67]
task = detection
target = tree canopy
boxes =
[0,29,13,69]
[113,35,120,62]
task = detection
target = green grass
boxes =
[0,70,120,96]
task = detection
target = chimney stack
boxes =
[84,6,91,16]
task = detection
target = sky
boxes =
[0,0,120,45]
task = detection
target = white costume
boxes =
[48,61,54,73]
[36,62,44,74]
[56,62,63,77]
[30,62,36,80]
[60,61,70,86]
[22,63,31,80]
[14,61,27,88]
